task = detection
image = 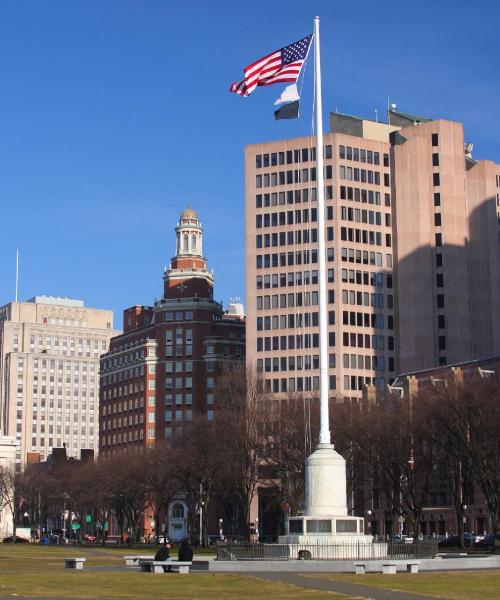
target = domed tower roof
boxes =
[180,206,198,220]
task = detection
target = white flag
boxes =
[274,84,300,106]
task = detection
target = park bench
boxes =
[124,555,155,567]
[138,559,192,574]
[382,560,420,574]
[64,557,86,570]
[354,560,420,575]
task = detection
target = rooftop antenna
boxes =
[374,109,378,122]
[15,248,19,302]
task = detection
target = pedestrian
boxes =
[178,539,193,561]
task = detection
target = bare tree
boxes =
[214,365,263,540]
[427,370,500,552]
[0,466,19,540]
[143,443,181,543]
[108,450,149,547]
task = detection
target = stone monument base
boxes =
[278,515,378,560]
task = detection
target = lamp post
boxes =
[218,518,223,541]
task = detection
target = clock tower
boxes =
[163,207,214,300]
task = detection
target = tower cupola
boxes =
[163,207,214,300]
[176,206,203,258]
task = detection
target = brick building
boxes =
[99,206,245,451]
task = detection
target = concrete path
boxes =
[254,572,444,600]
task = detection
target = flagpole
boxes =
[15,248,19,303]
[314,16,331,447]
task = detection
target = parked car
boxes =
[438,533,478,548]
[2,535,30,543]
[475,533,500,549]
[85,534,96,543]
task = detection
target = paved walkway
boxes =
[254,572,445,600]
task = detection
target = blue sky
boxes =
[1,0,498,329]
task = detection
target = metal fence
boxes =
[216,540,438,561]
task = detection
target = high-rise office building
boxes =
[99,207,245,456]
[0,296,117,465]
[245,110,500,399]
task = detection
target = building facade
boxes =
[99,207,245,455]
[0,435,17,539]
[245,110,500,401]
[362,356,500,538]
[0,296,117,465]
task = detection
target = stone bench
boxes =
[406,561,420,573]
[382,562,398,574]
[64,557,86,570]
[382,561,420,574]
[354,560,420,575]
[124,555,155,567]
[139,559,192,574]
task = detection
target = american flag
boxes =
[230,34,313,97]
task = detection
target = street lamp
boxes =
[218,518,223,541]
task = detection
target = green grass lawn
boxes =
[315,571,500,600]
[0,546,347,599]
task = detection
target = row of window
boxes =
[102,397,145,414]
[256,254,335,272]
[257,354,326,373]
[341,268,391,287]
[101,430,145,446]
[256,168,333,189]
[164,311,194,322]
[164,409,194,423]
[339,166,388,186]
[255,146,330,168]
[339,146,386,166]
[343,332,394,350]
[341,247,393,269]
[342,290,390,309]
[340,226,392,248]
[165,377,193,389]
[257,333,328,352]
[256,228,323,248]
[342,311,393,330]
[256,207,334,228]
[256,290,335,310]
[341,207,391,227]
[340,186,390,206]
[255,187,333,208]
[343,353,392,371]
[165,392,194,406]
[257,311,335,331]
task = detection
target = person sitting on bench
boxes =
[178,540,193,562]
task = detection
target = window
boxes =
[436,253,443,267]
[438,335,446,350]
[434,193,441,207]
[438,315,445,329]
[431,133,439,146]
[437,294,445,309]
[436,273,444,287]
[434,213,442,226]
[433,173,440,186]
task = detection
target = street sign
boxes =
[85,515,92,523]
[71,523,81,530]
